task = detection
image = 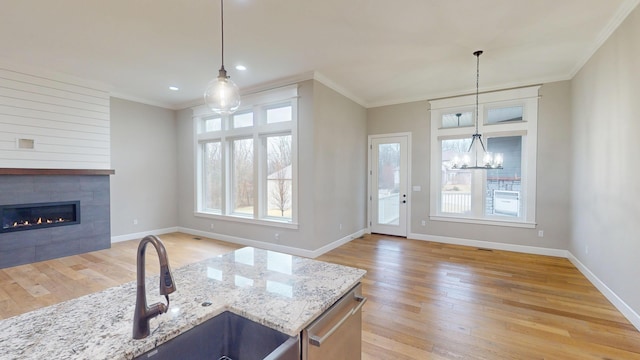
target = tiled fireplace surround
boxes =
[0,170,112,269]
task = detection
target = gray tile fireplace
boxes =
[0,170,112,269]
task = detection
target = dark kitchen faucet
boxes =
[132,235,176,339]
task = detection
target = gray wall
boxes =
[311,81,368,248]
[176,80,367,252]
[571,6,640,315]
[367,81,573,250]
[366,100,430,234]
[110,98,178,237]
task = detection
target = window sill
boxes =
[429,215,536,229]
[195,211,299,229]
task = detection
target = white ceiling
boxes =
[1,0,638,110]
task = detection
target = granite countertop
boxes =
[0,247,366,360]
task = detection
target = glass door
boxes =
[370,135,408,237]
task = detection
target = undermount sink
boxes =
[134,312,299,360]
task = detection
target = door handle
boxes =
[308,295,367,347]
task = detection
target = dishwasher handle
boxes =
[309,295,367,347]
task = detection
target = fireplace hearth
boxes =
[1,201,80,233]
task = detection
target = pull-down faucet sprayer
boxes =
[133,235,176,339]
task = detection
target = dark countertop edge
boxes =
[0,168,115,175]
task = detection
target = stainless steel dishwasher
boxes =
[301,283,367,359]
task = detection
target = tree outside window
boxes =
[267,135,292,219]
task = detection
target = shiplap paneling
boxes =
[0,66,110,169]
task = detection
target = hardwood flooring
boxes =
[0,233,240,318]
[317,235,640,359]
[2,232,640,359]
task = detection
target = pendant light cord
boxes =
[220,0,225,70]
[475,51,481,134]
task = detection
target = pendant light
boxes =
[204,0,241,115]
[452,50,503,170]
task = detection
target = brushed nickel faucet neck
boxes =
[133,235,176,339]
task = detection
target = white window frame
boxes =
[429,86,540,228]
[193,85,298,228]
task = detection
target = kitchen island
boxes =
[0,247,366,359]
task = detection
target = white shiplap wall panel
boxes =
[0,132,109,149]
[0,95,109,121]
[0,74,109,107]
[0,69,108,102]
[0,87,108,115]
[0,149,109,162]
[0,141,109,156]
[0,66,110,169]
[0,116,109,135]
[0,159,110,169]
[0,123,109,142]
[0,104,109,128]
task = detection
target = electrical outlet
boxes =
[339,223,343,230]
[275,233,280,240]
[133,219,138,225]
[421,220,426,226]
[538,230,544,237]
[210,223,214,230]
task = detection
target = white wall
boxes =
[109,98,178,238]
[176,80,367,254]
[367,81,573,254]
[0,65,110,169]
[571,5,640,319]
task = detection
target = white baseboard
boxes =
[110,227,179,243]
[177,227,367,259]
[408,232,568,258]
[309,229,367,258]
[566,252,640,331]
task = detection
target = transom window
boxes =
[429,86,539,227]
[193,85,298,226]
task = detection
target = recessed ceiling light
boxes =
[169,86,179,91]
[235,65,247,71]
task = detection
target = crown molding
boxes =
[569,0,640,78]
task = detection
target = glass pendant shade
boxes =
[204,67,241,115]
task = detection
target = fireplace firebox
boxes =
[1,201,80,233]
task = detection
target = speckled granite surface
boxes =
[0,247,366,360]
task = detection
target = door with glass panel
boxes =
[370,135,409,237]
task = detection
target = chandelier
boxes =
[450,50,503,170]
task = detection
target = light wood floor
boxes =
[2,233,640,359]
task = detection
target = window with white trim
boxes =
[429,86,539,227]
[194,85,298,226]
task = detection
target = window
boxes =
[232,111,253,128]
[265,134,292,219]
[442,111,473,128]
[193,85,298,226]
[430,86,539,227]
[203,116,222,132]
[231,138,254,215]
[203,141,222,212]
[266,104,292,124]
